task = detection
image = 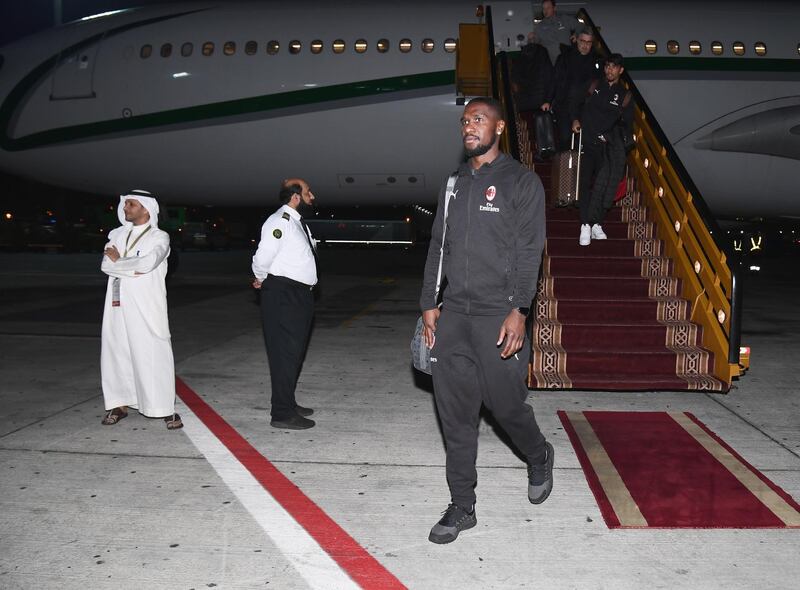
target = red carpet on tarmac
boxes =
[559,410,800,529]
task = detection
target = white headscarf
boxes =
[117,190,160,229]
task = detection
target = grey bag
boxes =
[411,174,457,374]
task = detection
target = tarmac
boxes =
[1,246,798,589]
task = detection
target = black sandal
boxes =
[164,413,183,430]
[101,407,128,425]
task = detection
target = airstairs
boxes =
[457,7,746,391]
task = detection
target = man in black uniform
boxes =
[420,98,553,544]
[252,178,318,430]
[541,28,603,151]
[571,53,634,246]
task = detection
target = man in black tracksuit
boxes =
[420,97,553,544]
[542,28,603,151]
[571,53,634,246]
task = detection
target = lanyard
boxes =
[124,225,151,257]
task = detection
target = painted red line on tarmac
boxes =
[177,378,406,590]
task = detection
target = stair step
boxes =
[549,374,713,391]
[548,237,640,257]
[549,256,671,277]
[533,348,711,376]
[546,219,652,239]
[547,207,628,222]
[535,322,701,348]
[543,276,680,299]
[539,298,687,322]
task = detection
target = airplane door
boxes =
[50,35,104,100]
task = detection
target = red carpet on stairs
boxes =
[559,410,800,529]
[529,174,726,391]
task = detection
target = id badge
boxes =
[112,278,121,307]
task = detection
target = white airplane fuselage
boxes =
[0,0,798,218]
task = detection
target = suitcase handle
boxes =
[575,129,582,201]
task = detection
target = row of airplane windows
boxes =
[140,38,459,59]
[644,39,800,56]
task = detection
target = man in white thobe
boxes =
[99,190,182,429]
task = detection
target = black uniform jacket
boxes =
[573,78,634,140]
[420,153,546,316]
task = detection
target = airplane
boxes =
[0,0,798,219]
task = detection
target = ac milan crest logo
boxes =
[485,186,496,201]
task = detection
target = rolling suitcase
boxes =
[551,130,582,207]
[533,110,556,159]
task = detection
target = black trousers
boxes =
[578,140,607,225]
[552,103,574,152]
[260,276,314,421]
[431,309,547,508]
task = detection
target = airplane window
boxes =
[181,42,193,57]
[421,39,435,53]
[688,41,701,55]
[733,42,745,56]
[224,42,236,56]
[666,40,679,55]
[160,43,173,58]
[245,41,258,55]
[332,39,346,54]
[754,42,767,56]
[267,41,279,55]
[354,39,368,53]
[202,42,215,56]
[289,40,302,54]
[711,41,723,55]
[399,39,412,53]
[444,38,457,53]
[311,40,323,54]
[797,43,800,56]
[140,44,152,59]
[644,40,657,54]
[377,39,390,53]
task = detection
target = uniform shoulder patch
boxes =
[273,229,282,239]
[281,212,291,220]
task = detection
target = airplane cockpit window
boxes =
[689,41,701,55]
[666,40,679,55]
[711,41,723,55]
[644,40,656,54]
[267,41,280,55]
[421,39,435,53]
[202,42,215,56]
[245,41,257,55]
[754,42,767,56]
[289,40,302,54]
[332,39,346,54]
[399,39,412,53]
[444,39,457,53]
[224,41,236,56]
[160,43,172,58]
[733,42,745,56]
[354,39,368,53]
[140,44,152,59]
[377,39,390,53]
[181,42,193,57]
[311,40,323,54]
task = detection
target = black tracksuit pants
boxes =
[578,140,607,225]
[431,309,547,508]
[260,276,314,421]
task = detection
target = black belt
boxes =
[267,274,314,291]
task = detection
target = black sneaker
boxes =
[528,441,554,504]
[428,503,477,544]
[295,405,314,417]
[270,414,315,430]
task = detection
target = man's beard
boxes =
[297,201,315,217]
[464,132,498,158]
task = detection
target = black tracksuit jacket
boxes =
[420,153,546,316]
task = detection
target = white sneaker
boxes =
[591,224,607,240]
[579,224,591,246]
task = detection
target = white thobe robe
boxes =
[100,223,175,417]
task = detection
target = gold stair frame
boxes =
[629,107,738,384]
